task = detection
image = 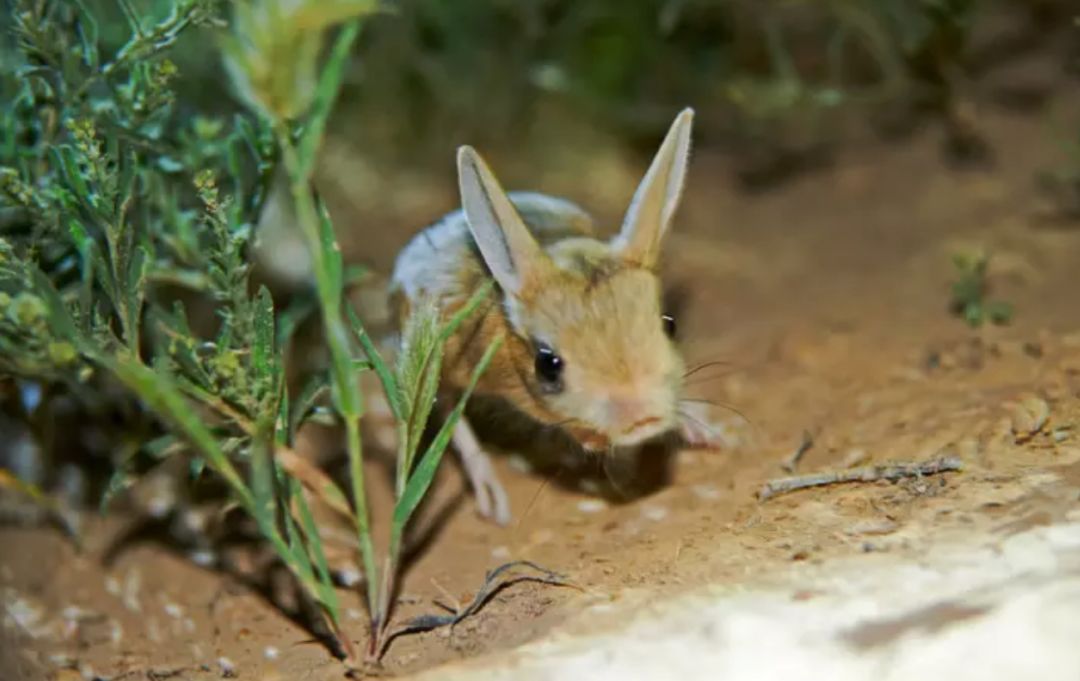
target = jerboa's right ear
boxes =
[612,107,694,268]
[457,146,550,296]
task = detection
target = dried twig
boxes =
[781,429,815,473]
[758,455,963,502]
[377,561,579,659]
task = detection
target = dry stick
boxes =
[781,429,815,473]
[758,455,963,502]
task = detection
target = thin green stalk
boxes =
[298,19,362,176]
[274,124,379,616]
[376,335,503,646]
[345,413,379,611]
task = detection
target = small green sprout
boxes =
[950,250,1012,328]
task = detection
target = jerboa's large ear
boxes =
[612,108,694,267]
[457,146,550,296]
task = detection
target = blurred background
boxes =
[75,0,1080,266]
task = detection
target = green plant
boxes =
[0,0,501,668]
[950,250,1012,327]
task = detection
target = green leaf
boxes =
[144,433,182,459]
[70,0,101,66]
[276,382,290,448]
[252,285,276,380]
[156,309,214,390]
[289,372,331,443]
[963,303,983,327]
[116,149,138,218]
[314,194,342,295]
[29,267,81,346]
[395,299,440,472]
[99,467,136,514]
[116,0,144,35]
[293,1,381,31]
[297,19,363,177]
[281,483,319,592]
[347,304,402,421]
[50,147,93,208]
[391,335,502,550]
[395,282,494,483]
[68,219,98,320]
[124,245,148,346]
[293,477,341,621]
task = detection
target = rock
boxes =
[1010,395,1050,443]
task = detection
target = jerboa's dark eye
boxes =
[662,314,676,337]
[534,344,564,385]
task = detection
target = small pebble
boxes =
[490,545,511,560]
[47,654,75,669]
[163,602,183,619]
[6,596,44,635]
[218,656,237,678]
[506,454,533,474]
[122,569,142,613]
[529,529,555,545]
[1010,395,1050,443]
[189,549,216,568]
[576,499,607,514]
[691,484,721,501]
[842,448,868,468]
[264,646,280,661]
[641,505,668,522]
[336,568,362,587]
[847,519,899,536]
[577,478,602,494]
[346,608,364,621]
[19,381,42,412]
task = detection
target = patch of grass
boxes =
[949,250,1012,327]
[0,0,500,668]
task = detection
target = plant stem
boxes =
[274,122,380,626]
[346,412,379,611]
[298,19,362,177]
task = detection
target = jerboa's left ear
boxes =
[611,107,694,268]
[457,145,553,296]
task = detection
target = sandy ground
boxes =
[4,92,1080,680]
